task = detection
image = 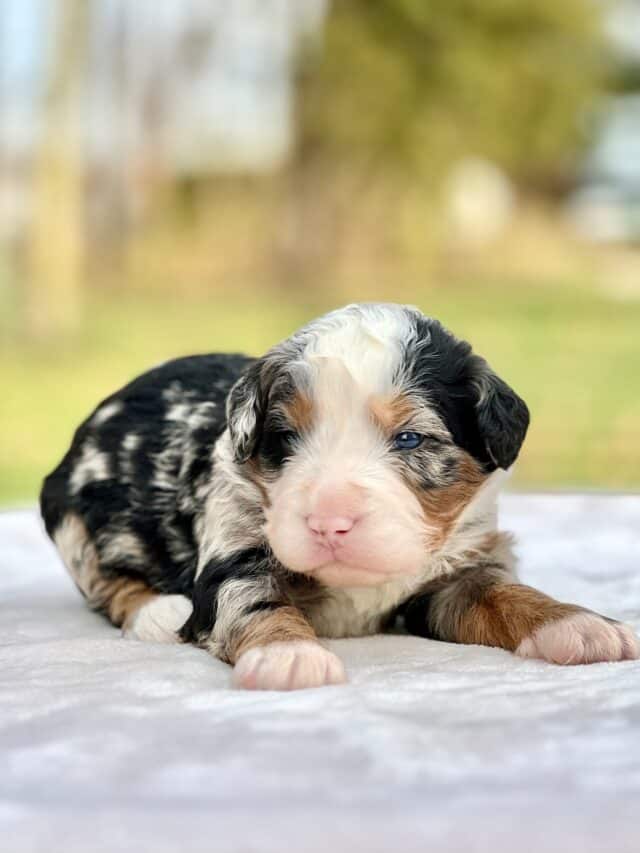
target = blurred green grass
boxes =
[2,282,639,507]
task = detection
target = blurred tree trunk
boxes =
[26,0,88,339]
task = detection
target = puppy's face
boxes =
[227,304,529,588]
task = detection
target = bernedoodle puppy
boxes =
[41,303,639,689]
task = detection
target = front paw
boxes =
[232,641,347,691]
[123,595,193,643]
[516,612,640,665]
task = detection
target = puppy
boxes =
[41,303,639,689]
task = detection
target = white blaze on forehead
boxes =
[278,306,417,484]
[302,304,411,396]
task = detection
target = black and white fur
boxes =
[41,303,639,689]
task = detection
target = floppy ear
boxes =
[409,318,529,472]
[226,360,265,464]
[472,361,530,471]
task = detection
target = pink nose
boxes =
[307,515,356,541]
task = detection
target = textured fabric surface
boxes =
[1,495,639,853]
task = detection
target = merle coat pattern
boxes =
[41,304,639,690]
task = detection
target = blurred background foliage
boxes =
[1,0,639,505]
[298,0,604,184]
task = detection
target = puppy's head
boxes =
[227,304,528,588]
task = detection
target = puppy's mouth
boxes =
[304,559,405,588]
[264,513,427,588]
[293,543,414,588]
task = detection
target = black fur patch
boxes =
[41,353,253,594]
[226,355,302,467]
[407,317,529,471]
[179,547,272,642]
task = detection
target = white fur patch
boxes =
[119,433,141,482]
[232,641,347,691]
[69,440,111,494]
[122,433,140,452]
[91,401,123,427]
[124,595,193,644]
[312,574,433,638]
[196,433,266,574]
[516,613,640,665]
[303,303,412,395]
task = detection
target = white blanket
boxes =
[1,495,639,853]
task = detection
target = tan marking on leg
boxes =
[231,606,347,691]
[232,606,317,663]
[54,512,156,629]
[77,565,156,629]
[419,565,636,663]
[458,584,582,651]
[105,580,157,629]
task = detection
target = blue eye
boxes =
[393,431,424,451]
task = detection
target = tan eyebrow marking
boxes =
[282,391,315,434]
[368,393,417,436]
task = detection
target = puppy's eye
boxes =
[279,430,299,446]
[259,428,300,468]
[393,431,424,451]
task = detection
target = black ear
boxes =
[409,317,529,472]
[472,361,530,470]
[226,360,265,463]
